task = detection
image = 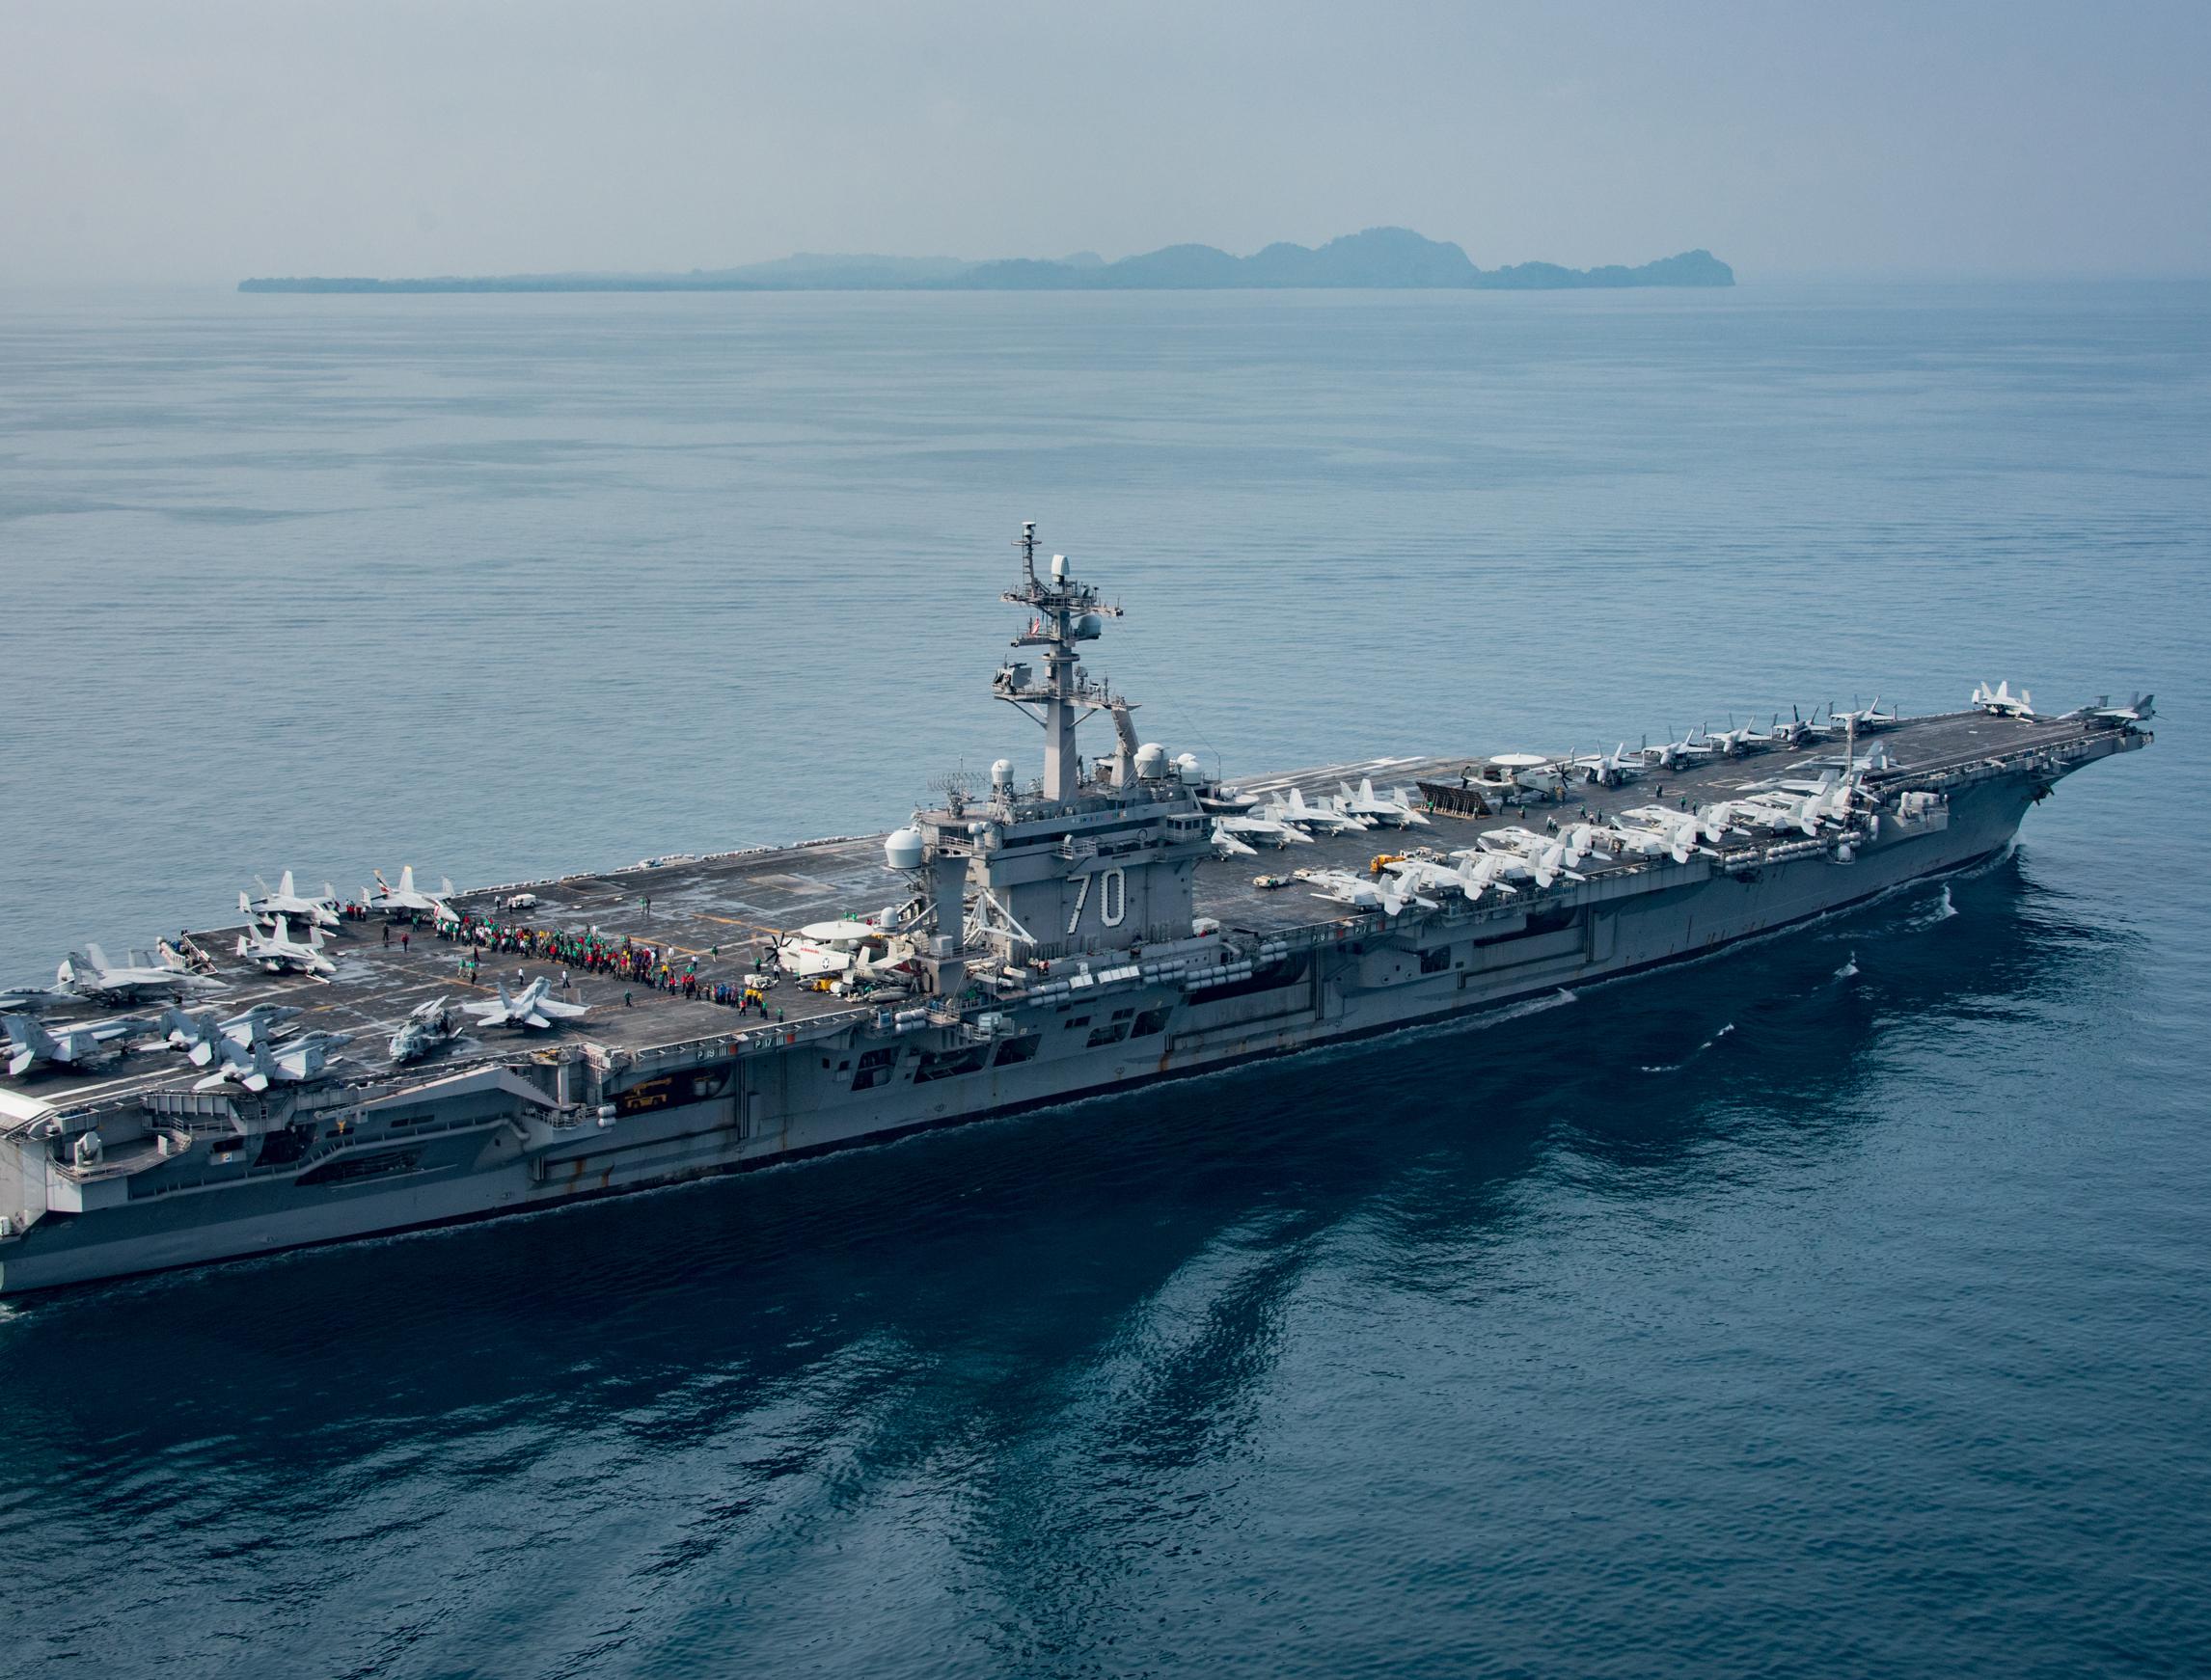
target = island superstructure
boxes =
[0,528,2152,1294]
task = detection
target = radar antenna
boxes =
[927,766,976,817]
[993,523,1125,802]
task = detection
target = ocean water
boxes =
[0,282,2207,1677]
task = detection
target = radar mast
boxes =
[993,523,1123,802]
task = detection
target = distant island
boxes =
[239,228,1733,294]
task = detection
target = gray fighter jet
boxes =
[463,977,589,1032]
[363,866,455,921]
[236,915,338,980]
[57,943,221,1005]
[192,1031,352,1094]
[4,1012,151,1077]
[161,1003,304,1067]
[244,872,344,931]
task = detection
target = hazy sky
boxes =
[5,0,2207,285]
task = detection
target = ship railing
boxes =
[603,1006,877,1073]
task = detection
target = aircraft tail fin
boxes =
[4,1013,53,1050]
[5,1015,52,1074]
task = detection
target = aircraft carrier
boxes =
[0,528,2152,1294]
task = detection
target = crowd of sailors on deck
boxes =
[433,910,776,1015]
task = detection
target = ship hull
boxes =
[0,772,2037,1296]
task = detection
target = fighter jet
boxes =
[1711,772,1861,837]
[1821,697,1899,735]
[1605,821,1698,865]
[2062,691,2155,727]
[193,1031,352,1094]
[1639,728,1715,772]
[1707,794,1822,838]
[1971,680,2035,718]
[56,943,220,1005]
[161,1003,304,1067]
[1301,868,1435,918]
[1335,778,1432,827]
[1212,810,1315,848]
[1846,742,1894,774]
[1708,716,1779,757]
[463,977,590,1032]
[1617,804,1733,851]
[388,998,457,1064]
[0,984,78,1016]
[236,915,338,980]
[244,871,343,931]
[1771,705,1824,747]
[1259,787,1368,835]
[1555,824,1617,865]
[1211,823,1258,857]
[4,1012,151,1077]
[1570,744,1645,788]
[364,866,455,921]
[1446,853,1525,903]
[1382,854,1516,905]
[1465,829,1588,890]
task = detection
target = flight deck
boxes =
[2,705,2117,1124]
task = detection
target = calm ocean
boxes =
[1,282,2206,1677]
